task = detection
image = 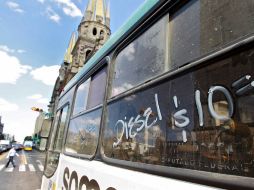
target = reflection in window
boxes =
[238,96,254,124]
[111,15,169,97]
[49,111,61,151]
[73,78,91,115]
[65,109,102,156]
[45,106,69,177]
[73,66,107,114]
[87,66,107,109]
[44,152,59,177]
[54,106,69,151]
[169,0,254,68]
[103,47,254,178]
[111,0,254,98]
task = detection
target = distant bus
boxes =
[23,141,33,151]
[41,0,254,189]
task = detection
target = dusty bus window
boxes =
[169,0,254,68]
[54,106,69,151]
[111,15,169,97]
[103,47,254,178]
[65,109,102,156]
[87,66,107,109]
[73,78,91,115]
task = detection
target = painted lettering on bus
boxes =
[113,94,162,148]
[113,73,254,145]
[62,167,117,190]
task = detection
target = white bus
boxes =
[41,0,254,189]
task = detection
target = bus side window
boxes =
[44,105,69,177]
[72,78,91,115]
[65,66,107,157]
[54,106,69,151]
[111,15,169,97]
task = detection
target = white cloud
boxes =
[0,45,26,54]
[27,94,43,100]
[30,65,60,86]
[27,94,49,105]
[37,98,49,104]
[54,0,82,17]
[6,1,24,13]
[0,45,15,53]
[0,98,19,112]
[0,50,32,84]
[2,110,38,142]
[46,7,61,23]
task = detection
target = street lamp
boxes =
[31,107,43,112]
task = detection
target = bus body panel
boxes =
[43,154,217,190]
[41,173,58,190]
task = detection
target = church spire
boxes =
[64,32,76,64]
[82,0,108,24]
[94,0,105,23]
[105,0,110,28]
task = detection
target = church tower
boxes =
[69,0,111,81]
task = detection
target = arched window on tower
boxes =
[100,30,104,40]
[93,28,97,36]
[86,50,92,59]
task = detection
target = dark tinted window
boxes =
[49,111,60,150]
[73,65,107,114]
[170,0,254,68]
[111,0,254,97]
[103,47,254,178]
[87,66,107,109]
[65,109,102,156]
[45,105,69,177]
[55,106,69,151]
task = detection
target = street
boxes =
[0,149,45,190]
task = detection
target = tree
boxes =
[24,136,33,141]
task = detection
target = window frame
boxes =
[64,57,110,160]
[102,39,254,190]
[44,103,70,178]
[100,0,254,189]
[72,77,91,116]
[54,105,70,152]
[109,19,170,100]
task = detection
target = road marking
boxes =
[0,164,5,171]
[36,160,44,171]
[5,167,14,172]
[0,163,46,172]
[0,152,8,161]
[28,164,36,171]
[19,164,26,172]
[20,150,27,165]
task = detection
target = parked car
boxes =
[12,143,24,151]
[0,144,7,153]
[0,145,5,153]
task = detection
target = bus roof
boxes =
[62,0,159,96]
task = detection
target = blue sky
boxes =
[0,0,145,142]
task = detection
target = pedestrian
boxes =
[5,147,19,168]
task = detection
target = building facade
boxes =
[49,0,111,115]
[35,0,111,150]
[0,116,3,134]
[68,0,111,82]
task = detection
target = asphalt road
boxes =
[0,149,45,190]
